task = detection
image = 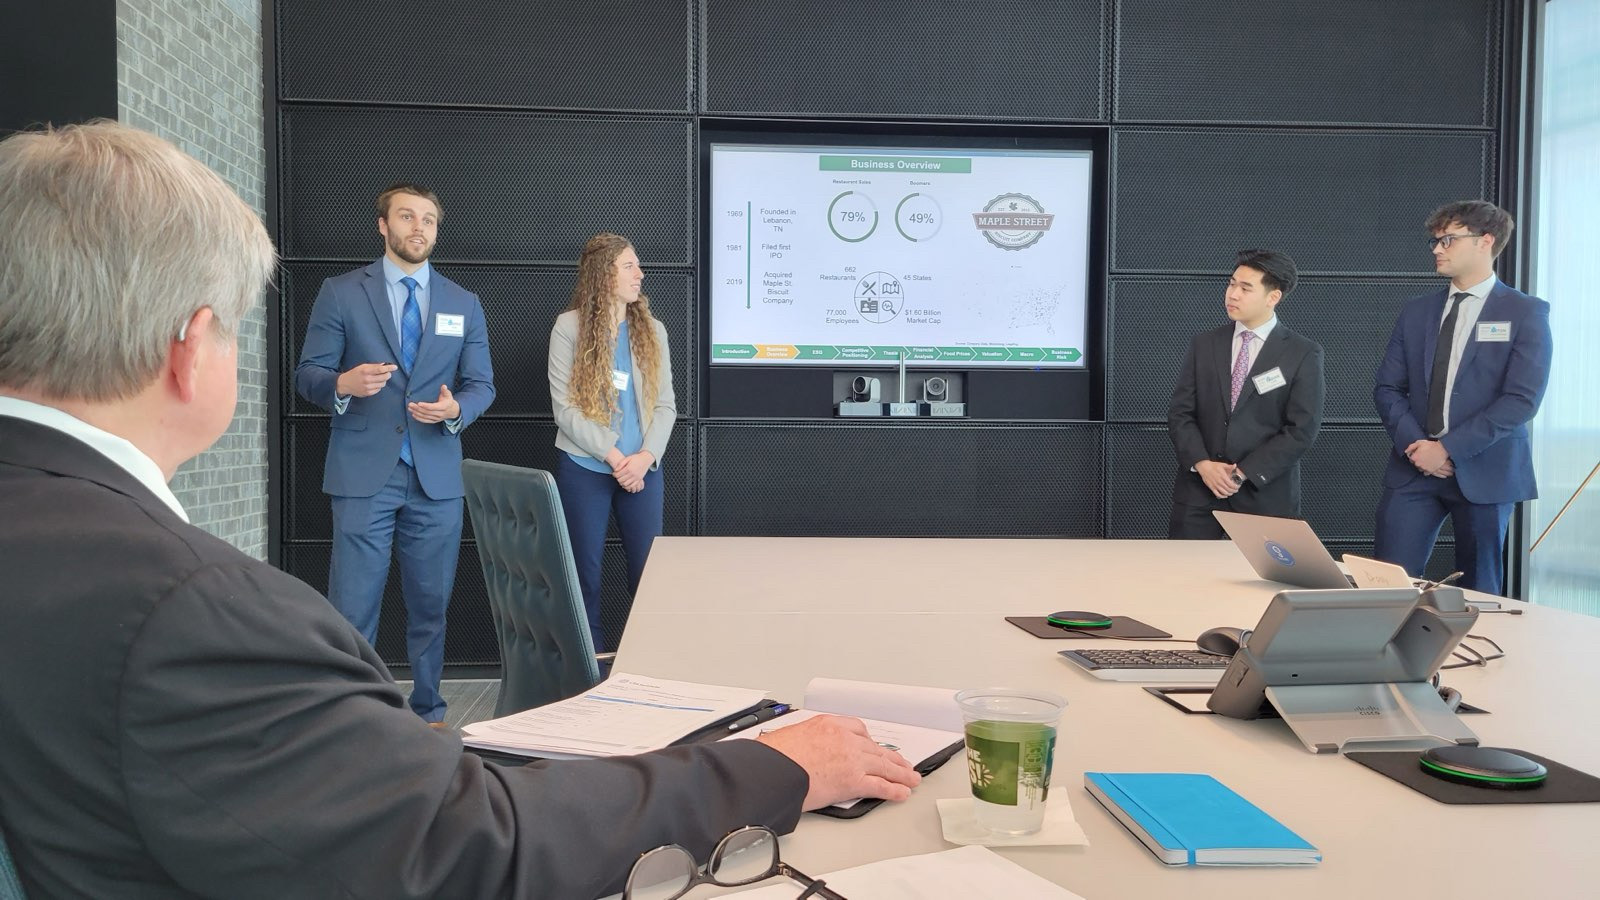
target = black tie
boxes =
[1426,292,1470,437]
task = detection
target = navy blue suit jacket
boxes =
[295,261,495,500]
[1373,281,1551,505]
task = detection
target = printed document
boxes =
[462,673,766,758]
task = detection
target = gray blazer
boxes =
[548,309,677,468]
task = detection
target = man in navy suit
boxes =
[296,184,495,722]
[1374,200,1552,594]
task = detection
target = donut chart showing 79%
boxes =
[827,190,942,243]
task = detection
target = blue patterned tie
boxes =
[398,276,421,466]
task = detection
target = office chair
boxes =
[462,460,605,716]
[0,824,26,900]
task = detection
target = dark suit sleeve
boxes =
[1167,337,1210,469]
[295,278,346,412]
[446,295,495,430]
[1440,299,1552,461]
[1236,341,1325,485]
[118,564,806,900]
[1374,308,1426,452]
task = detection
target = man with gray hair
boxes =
[0,122,918,898]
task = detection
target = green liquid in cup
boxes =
[963,720,1056,834]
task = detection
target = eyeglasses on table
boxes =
[624,825,846,900]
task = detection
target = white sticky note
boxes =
[611,369,630,391]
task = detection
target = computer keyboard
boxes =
[1058,648,1230,683]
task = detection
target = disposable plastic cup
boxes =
[955,687,1066,835]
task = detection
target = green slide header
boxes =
[819,155,972,174]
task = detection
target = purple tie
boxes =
[1230,331,1256,410]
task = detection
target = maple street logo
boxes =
[972,192,1054,250]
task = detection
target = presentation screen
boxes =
[709,140,1093,368]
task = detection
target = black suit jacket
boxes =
[0,416,805,900]
[1167,322,1326,515]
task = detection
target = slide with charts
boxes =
[709,143,1092,367]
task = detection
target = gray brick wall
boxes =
[117,0,268,558]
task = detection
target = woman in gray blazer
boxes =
[548,233,676,650]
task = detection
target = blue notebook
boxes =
[1084,772,1320,866]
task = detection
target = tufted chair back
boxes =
[462,461,602,715]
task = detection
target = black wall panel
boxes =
[1107,424,1454,546]
[1105,425,1173,538]
[286,419,695,542]
[1115,0,1501,127]
[2,0,118,135]
[276,0,693,112]
[702,0,1108,121]
[699,423,1103,537]
[280,107,693,264]
[1111,129,1495,274]
[1107,277,1441,423]
[282,263,694,418]
[271,0,1522,665]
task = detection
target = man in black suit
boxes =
[0,122,918,899]
[1167,249,1326,539]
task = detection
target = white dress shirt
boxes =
[0,396,188,522]
[1435,273,1496,435]
[1231,315,1279,372]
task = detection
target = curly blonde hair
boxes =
[566,233,662,427]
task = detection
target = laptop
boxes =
[1212,511,1352,589]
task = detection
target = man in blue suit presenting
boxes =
[1373,200,1551,594]
[296,184,495,722]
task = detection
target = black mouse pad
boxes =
[1006,616,1171,640]
[1346,749,1600,804]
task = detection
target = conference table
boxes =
[613,537,1598,898]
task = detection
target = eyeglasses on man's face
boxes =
[1428,232,1485,251]
[624,825,846,900]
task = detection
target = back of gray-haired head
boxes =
[0,120,276,402]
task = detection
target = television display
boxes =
[708,140,1093,369]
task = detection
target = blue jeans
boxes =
[328,462,461,722]
[554,454,664,652]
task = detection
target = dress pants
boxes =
[328,461,462,721]
[1168,500,1234,540]
[554,454,664,653]
[1374,474,1513,595]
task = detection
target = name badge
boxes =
[1476,321,1511,342]
[612,369,630,391]
[435,313,465,337]
[1252,367,1287,395]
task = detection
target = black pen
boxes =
[727,703,791,732]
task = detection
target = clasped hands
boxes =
[1405,439,1454,478]
[605,448,654,493]
[1195,459,1245,499]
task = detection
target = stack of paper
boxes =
[461,673,767,759]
